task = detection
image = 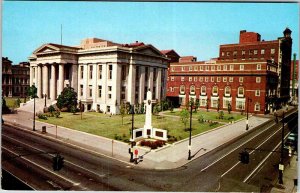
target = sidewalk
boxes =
[270,155,298,193]
[3,109,270,169]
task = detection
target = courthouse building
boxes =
[29,38,168,114]
[166,28,293,114]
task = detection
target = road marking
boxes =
[220,124,286,177]
[200,122,276,172]
[243,132,290,183]
[3,134,107,179]
[2,146,81,187]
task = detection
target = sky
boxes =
[2,1,299,64]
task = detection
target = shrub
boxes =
[198,114,204,123]
[54,110,60,118]
[209,122,218,127]
[227,116,234,120]
[70,106,77,114]
[37,113,48,120]
[48,105,55,113]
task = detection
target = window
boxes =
[170,87,174,92]
[98,65,102,79]
[194,66,198,71]
[181,66,185,71]
[212,86,218,96]
[180,85,185,94]
[257,64,261,70]
[121,65,127,81]
[194,77,197,82]
[221,52,225,56]
[98,86,102,98]
[89,65,93,79]
[205,66,209,71]
[80,66,84,79]
[200,99,207,106]
[217,65,221,71]
[239,77,243,83]
[200,77,203,82]
[181,77,185,82]
[200,66,203,71]
[189,66,193,71]
[223,65,227,71]
[229,77,233,82]
[211,66,215,71]
[190,85,195,95]
[108,94,112,99]
[225,86,231,96]
[249,50,253,55]
[108,86,112,91]
[80,85,83,96]
[171,67,175,72]
[217,77,221,82]
[233,51,237,56]
[230,65,234,71]
[201,86,206,95]
[108,65,113,79]
[255,103,260,111]
[271,49,275,54]
[256,77,261,83]
[240,65,244,70]
[205,77,208,82]
[107,106,111,113]
[254,50,258,55]
[242,50,246,55]
[189,77,192,82]
[211,77,214,82]
[171,76,174,81]
[261,49,265,55]
[255,90,260,96]
[89,86,92,97]
[226,52,230,56]
[223,99,231,108]
[238,87,244,97]
[223,77,227,82]
[236,100,245,110]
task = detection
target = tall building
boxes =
[2,57,30,98]
[166,28,292,114]
[29,38,169,114]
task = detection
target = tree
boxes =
[135,103,140,114]
[153,104,160,115]
[228,102,232,114]
[120,102,126,125]
[2,97,10,114]
[140,102,145,114]
[218,111,224,119]
[217,99,220,112]
[27,85,37,99]
[180,109,189,130]
[56,86,78,111]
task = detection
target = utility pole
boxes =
[279,111,285,184]
[130,104,134,162]
[188,100,193,160]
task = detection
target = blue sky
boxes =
[2,2,299,64]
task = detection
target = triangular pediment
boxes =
[134,45,165,57]
[33,44,61,54]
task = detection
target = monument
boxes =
[132,89,168,141]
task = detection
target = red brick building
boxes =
[166,28,293,114]
[2,57,30,98]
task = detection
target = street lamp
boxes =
[130,104,135,162]
[246,97,252,131]
[188,100,193,160]
[28,85,37,131]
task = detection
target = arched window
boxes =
[212,86,218,96]
[201,86,206,95]
[238,87,244,97]
[180,85,185,94]
[225,86,231,96]
[254,103,260,111]
[190,85,195,95]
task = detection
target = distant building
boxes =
[29,38,169,114]
[166,28,293,114]
[2,57,29,98]
[290,58,298,100]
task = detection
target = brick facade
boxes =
[166,28,292,114]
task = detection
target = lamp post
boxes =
[188,100,193,160]
[44,94,47,107]
[28,85,37,131]
[130,104,135,162]
[246,97,252,131]
[33,96,36,131]
[278,111,285,184]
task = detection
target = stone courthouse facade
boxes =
[29,38,169,114]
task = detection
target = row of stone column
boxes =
[30,63,65,100]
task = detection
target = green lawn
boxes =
[165,109,245,123]
[40,112,223,143]
[4,97,27,108]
